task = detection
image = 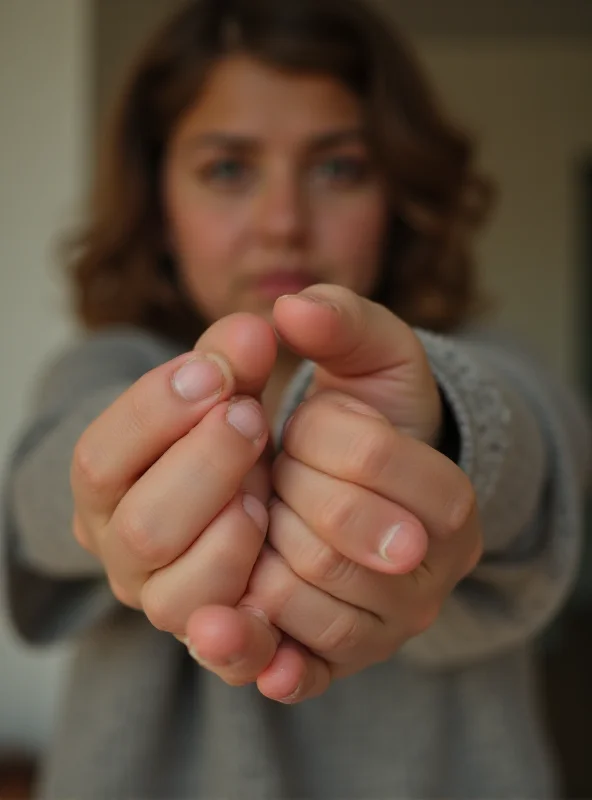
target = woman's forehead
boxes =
[172,55,366,146]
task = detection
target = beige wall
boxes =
[0,0,91,749]
[419,38,592,380]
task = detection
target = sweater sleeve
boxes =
[280,330,591,669]
[1,327,181,645]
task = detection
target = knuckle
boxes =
[315,492,357,540]
[114,507,166,567]
[141,580,179,634]
[109,577,140,611]
[246,548,295,620]
[185,433,236,486]
[442,475,477,538]
[313,610,363,656]
[345,429,392,484]
[302,542,357,587]
[126,385,154,440]
[410,601,441,638]
[71,438,111,498]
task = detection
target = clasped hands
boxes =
[72,285,482,704]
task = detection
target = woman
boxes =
[3,0,588,797]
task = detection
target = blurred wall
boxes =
[1,0,591,752]
[0,0,91,750]
[420,39,592,381]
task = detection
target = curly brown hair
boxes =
[64,0,493,348]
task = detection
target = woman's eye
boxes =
[199,158,251,187]
[314,156,370,186]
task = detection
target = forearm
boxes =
[400,330,585,667]
[8,384,126,577]
[3,327,180,644]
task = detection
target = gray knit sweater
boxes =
[2,324,589,799]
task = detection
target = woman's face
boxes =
[163,55,389,323]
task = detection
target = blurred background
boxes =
[1,0,591,796]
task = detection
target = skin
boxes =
[163,55,388,419]
[72,56,482,704]
[163,55,388,321]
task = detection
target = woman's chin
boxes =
[237,292,279,322]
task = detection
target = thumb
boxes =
[273,285,442,444]
[273,285,419,378]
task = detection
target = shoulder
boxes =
[29,324,185,417]
[46,323,184,374]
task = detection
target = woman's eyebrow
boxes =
[183,127,367,153]
[306,128,367,151]
[184,133,259,152]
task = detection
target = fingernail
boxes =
[226,398,266,442]
[239,605,282,645]
[379,523,415,565]
[281,292,338,311]
[278,681,303,705]
[172,355,227,402]
[187,644,215,669]
[185,639,240,668]
[242,493,269,533]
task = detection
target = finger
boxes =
[103,397,268,585]
[195,312,277,398]
[273,454,428,575]
[137,493,268,636]
[282,390,472,543]
[257,638,331,704]
[185,605,280,687]
[268,500,402,620]
[269,500,480,635]
[71,352,231,521]
[72,513,95,554]
[241,545,385,667]
[273,284,426,380]
[273,285,441,443]
[72,313,276,521]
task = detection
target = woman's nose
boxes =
[253,168,308,247]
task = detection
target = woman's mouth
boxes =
[251,270,318,300]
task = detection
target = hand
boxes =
[185,286,482,702]
[70,313,280,660]
[250,389,480,701]
[276,283,444,446]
